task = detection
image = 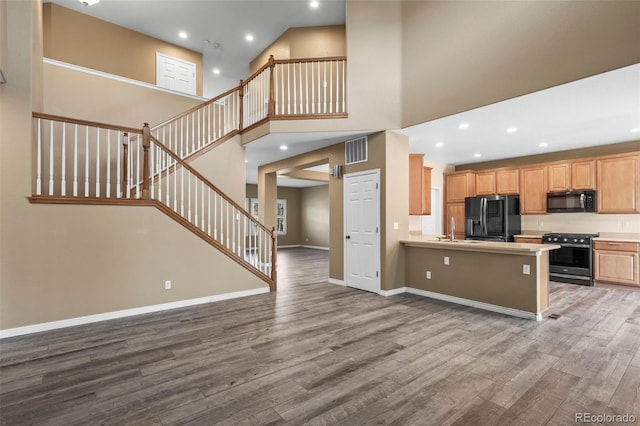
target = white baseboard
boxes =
[378,287,407,297]
[278,245,329,251]
[0,287,270,339]
[328,278,346,286]
[300,245,329,251]
[403,287,542,321]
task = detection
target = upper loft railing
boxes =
[151,56,347,160]
[30,113,277,291]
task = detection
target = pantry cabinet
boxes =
[409,154,432,215]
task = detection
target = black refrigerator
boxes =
[464,195,521,242]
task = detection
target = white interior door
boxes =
[344,170,380,293]
[156,52,196,95]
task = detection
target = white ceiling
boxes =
[398,63,640,166]
[48,1,640,188]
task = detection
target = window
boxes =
[276,199,287,235]
[245,198,287,236]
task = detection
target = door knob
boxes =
[345,235,351,239]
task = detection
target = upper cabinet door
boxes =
[597,156,640,213]
[548,163,571,192]
[446,172,475,203]
[520,165,548,214]
[496,169,520,195]
[475,171,496,195]
[571,160,596,190]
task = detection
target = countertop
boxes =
[400,234,560,255]
[593,232,640,243]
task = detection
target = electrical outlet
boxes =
[393,222,399,230]
[522,265,530,275]
[444,256,449,265]
[164,280,172,290]
[426,271,431,279]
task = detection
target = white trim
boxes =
[403,287,542,321]
[300,245,329,251]
[43,58,206,101]
[378,287,407,297]
[0,287,269,339]
[277,245,301,249]
[328,278,346,286]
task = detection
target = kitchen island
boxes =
[400,235,560,321]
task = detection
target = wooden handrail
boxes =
[32,112,142,134]
[150,85,240,131]
[273,56,347,64]
[150,135,272,234]
[242,61,272,87]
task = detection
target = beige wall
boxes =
[250,25,346,73]
[43,3,203,96]
[257,130,408,289]
[43,62,202,128]
[301,185,330,248]
[0,1,264,331]
[401,0,640,127]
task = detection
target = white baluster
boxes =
[173,163,177,211]
[292,63,297,114]
[323,61,327,113]
[95,128,100,197]
[194,176,198,225]
[201,181,205,230]
[73,125,78,196]
[317,61,322,113]
[105,129,110,198]
[36,118,42,195]
[48,120,54,195]
[116,130,121,198]
[191,113,195,154]
[181,166,184,216]
[299,62,303,114]
[226,202,230,249]
[330,60,334,113]
[187,169,192,221]
[61,124,66,196]
[165,150,170,206]
[342,60,346,112]
[232,206,235,252]
[287,63,291,114]
[305,62,309,114]
[136,136,141,198]
[214,192,218,240]
[311,62,315,114]
[208,189,211,236]
[150,142,155,200]
[85,126,89,197]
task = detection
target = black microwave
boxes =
[547,190,596,213]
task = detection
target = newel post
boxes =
[271,226,277,292]
[122,132,129,196]
[238,80,244,132]
[267,55,276,116]
[141,123,151,199]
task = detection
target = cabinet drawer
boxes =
[514,237,542,244]
[594,241,639,252]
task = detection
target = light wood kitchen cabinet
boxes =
[409,154,432,215]
[520,165,548,214]
[445,172,475,203]
[514,236,542,244]
[571,159,596,190]
[496,169,519,195]
[475,171,496,195]
[445,203,465,240]
[597,155,640,213]
[548,163,571,192]
[594,240,640,286]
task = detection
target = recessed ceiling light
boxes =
[80,0,99,6]
[458,123,469,129]
[310,0,320,8]
[245,34,254,42]
[178,31,188,39]
[539,142,549,147]
[435,142,444,147]
[506,127,518,133]
[280,145,288,151]
[212,68,221,75]
[473,153,481,158]
[630,128,640,133]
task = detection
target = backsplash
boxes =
[522,213,640,234]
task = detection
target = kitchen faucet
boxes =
[450,216,455,241]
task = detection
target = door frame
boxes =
[343,168,381,293]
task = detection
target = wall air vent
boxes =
[345,136,368,165]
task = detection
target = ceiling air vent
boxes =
[345,136,368,165]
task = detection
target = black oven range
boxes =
[543,233,599,286]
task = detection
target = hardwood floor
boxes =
[1,247,639,425]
